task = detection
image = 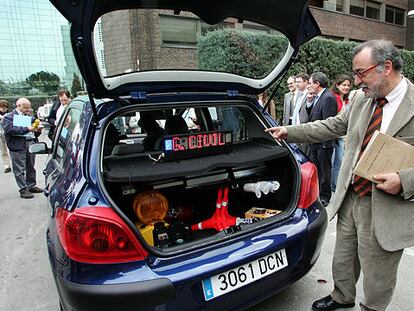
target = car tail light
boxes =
[297,161,319,209]
[55,206,148,264]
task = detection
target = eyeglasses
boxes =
[352,63,379,79]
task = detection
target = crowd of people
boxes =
[267,39,414,311]
[0,39,413,311]
[0,89,72,199]
[280,70,355,206]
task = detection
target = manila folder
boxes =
[353,131,414,183]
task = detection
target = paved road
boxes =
[0,147,413,310]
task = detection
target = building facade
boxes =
[407,0,414,50]
[98,2,411,77]
[0,0,80,90]
[309,0,409,48]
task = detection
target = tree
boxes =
[26,71,60,95]
[71,73,83,97]
[0,80,8,95]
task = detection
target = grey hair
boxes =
[353,39,403,72]
[310,72,329,88]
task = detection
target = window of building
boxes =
[160,15,199,46]
[336,0,344,12]
[350,0,364,17]
[309,0,344,12]
[385,6,405,25]
[395,9,405,25]
[320,0,343,12]
[349,0,381,20]
[366,1,380,20]
[160,15,230,46]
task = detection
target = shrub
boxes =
[198,31,414,122]
[198,29,288,79]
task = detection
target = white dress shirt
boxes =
[381,77,408,132]
[55,104,66,126]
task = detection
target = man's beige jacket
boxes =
[285,79,414,252]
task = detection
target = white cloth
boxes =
[183,108,200,130]
[55,104,65,126]
[292,91,307,125]
[381,77,407,132]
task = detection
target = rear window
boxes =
[93,9,289,79]
[103,103,271,159]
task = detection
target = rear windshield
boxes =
[103,103,272,159]
[93,9,289,79]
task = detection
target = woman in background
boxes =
[0,99,11,173]
[257,92,276,120]
[331,74,352,192]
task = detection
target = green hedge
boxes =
[198,30,288,79]
[198,30,414,122]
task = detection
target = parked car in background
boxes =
[30,1,327,310]
[37,100,54,122]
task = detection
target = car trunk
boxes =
[100,100,300,251]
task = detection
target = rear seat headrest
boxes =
[164,115,189,135]
[111,143,144,156]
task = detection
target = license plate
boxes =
[202,249,288,301]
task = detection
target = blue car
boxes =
[32,1,327,310]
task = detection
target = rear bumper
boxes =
[199,205,328,310]
[53,206,328,311]
[58,275,175,311]
[305,203,328,266]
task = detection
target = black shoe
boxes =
[29,186,44,193]
[4,167,11,173]
[312,295,355,310]
[20,190,34,199]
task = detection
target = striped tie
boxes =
[353,97,388,197]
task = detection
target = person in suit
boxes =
[0,99,12,173]
[2,98,43,199]
[305,72,338,206]
[282,76,297,125]
[266,39,414,311]
[291,73,311,153]
[48,89,72,140]
[292,72,310,126]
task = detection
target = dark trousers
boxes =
[9,144,36,192]
[308,144,333,202]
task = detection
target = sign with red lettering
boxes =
[163,131,233,161]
